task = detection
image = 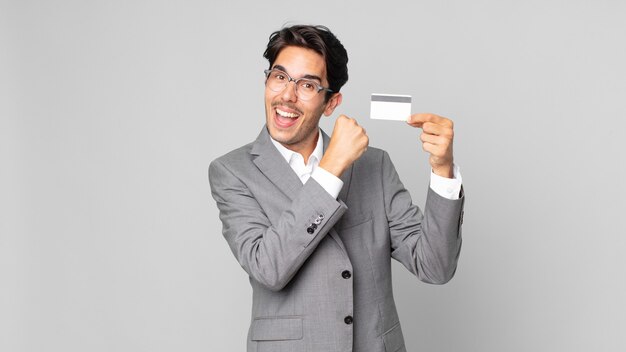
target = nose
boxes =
[279,80,298,102]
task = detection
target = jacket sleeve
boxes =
[209,159,347,291]
[381,151,465,284]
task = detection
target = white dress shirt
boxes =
[269,129,462,200]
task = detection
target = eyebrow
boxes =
[272,65,323,83]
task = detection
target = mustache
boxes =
[271,102,303,115]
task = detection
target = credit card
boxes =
[370,93,411,121]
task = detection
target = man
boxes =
[209,24,464,352]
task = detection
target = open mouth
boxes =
[274,106,301,128]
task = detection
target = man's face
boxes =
[264,46,341,156]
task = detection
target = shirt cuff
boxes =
[430,164,463,200]
[311,167,344,199]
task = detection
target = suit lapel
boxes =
[251,126,303,201]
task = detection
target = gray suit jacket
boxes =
[209,126,464,352]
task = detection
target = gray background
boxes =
[2,0,625,351]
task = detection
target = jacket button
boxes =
[344,316,353,324]
[307,227,315,234]
[341,270,351,279]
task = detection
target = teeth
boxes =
[276,108,299,118]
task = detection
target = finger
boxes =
[338,114,354,124]
[407,113,442,126]
[408,113,454,129]
[407,113,426,127]
[421,141,438,154]
[407,119,423,128]
[422,122,444,135]
[420,133,449,146]
[422,142,448,158]
[407,113,432,125]
[423,123,454,140]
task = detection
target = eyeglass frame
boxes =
[264,68,333,100]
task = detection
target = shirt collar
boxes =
[269,128,323,166]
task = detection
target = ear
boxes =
[323,93,342,116]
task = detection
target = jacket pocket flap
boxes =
[251,317,303,341]
[337,210,372,229]
[382,322,405,352]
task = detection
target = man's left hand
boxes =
[407,113,455,178]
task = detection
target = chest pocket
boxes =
[337,210,372,230]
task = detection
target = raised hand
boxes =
[407,113,455,178]
[319,115,369,177]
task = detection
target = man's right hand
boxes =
[319,115,369,177]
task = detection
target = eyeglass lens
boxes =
[266,70,319,100]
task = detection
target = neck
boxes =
[281,130,319,164]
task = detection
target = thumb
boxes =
[406,114,424,127]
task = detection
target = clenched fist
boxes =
[319,115,369,177]
[407,113,455,178]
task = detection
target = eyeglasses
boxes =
[264,69,333,101]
